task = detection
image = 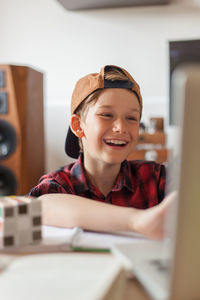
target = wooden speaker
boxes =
[0,65,44,195]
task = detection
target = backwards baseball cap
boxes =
[65,65,143,159]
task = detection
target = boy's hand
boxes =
[132,191,177,240]
[40,191,177,239]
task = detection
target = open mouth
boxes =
[104,139,128,147]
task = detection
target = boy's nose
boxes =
[112,119,127,134]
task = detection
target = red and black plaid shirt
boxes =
[29,155,166,209]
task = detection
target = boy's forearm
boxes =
[39,193,137,233]
[39,192,175,239]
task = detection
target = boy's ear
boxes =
[70,114,85,138]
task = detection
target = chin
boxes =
[103,154,127,165]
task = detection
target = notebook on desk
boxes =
[112,64,200,300]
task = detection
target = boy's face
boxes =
[78,88,140,165]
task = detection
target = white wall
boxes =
[0,0,200,172]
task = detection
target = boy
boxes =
[30,65,174,240]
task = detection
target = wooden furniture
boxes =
[124,276,151,300]
[127,119,170,164]
[0,65,44,195]
[128,148,169,164]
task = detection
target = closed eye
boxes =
[127,116,139,122]
[99,113,113,118]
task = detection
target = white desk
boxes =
[0,226,151,300]
[0,253,126,300]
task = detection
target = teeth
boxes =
[106,139,127,145]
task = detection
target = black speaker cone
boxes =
[0,119,17,160]
[0,165,17,195]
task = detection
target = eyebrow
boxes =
[98,105,140,113]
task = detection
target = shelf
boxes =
[137,132,166,145]
[127,148,170,164]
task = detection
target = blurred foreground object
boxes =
[0,196,42,248]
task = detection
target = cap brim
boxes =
[65,127,80,159]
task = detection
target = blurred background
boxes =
[0,0,200,173]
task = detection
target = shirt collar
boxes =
[112,160,135,193]
[70,154,91,193]
[70,155,135,194]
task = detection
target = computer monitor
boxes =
[112,63,200,300]
[169,39,200,125]
[168,63,200,299]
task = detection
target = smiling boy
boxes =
[29,65,173,239]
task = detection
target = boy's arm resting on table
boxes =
[39,192,176,240]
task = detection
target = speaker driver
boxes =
[0,119,17,160]
[0,165,17,195]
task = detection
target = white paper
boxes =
[72,229,148,249]
[0,226,148,256]
[42,225,75,245]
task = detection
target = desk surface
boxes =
[0,225,152,300]
[124,276,151,300]
[0,253,151,300]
